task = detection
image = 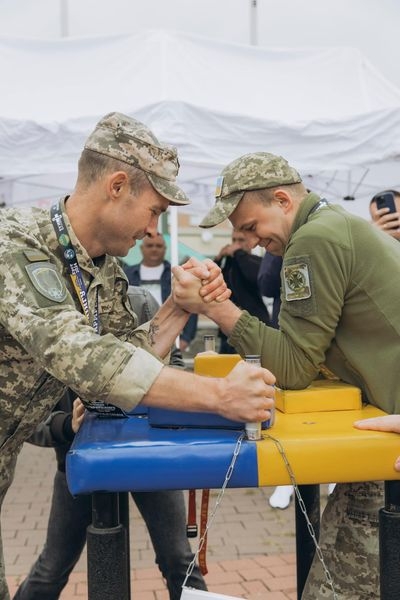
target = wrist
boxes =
[164,294,190,317]
[200,375,226,416]
[202,299,241,325]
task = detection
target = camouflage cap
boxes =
[84,112,189,206]
[200,152,302,228]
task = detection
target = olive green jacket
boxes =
[230,193,400,413]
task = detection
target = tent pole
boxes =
[250,0,258,46]
[169,206,179,268]
[169,206,180,348]
[60,0,69,37]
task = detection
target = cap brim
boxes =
[199,191,244,228]
[148,173,190,206]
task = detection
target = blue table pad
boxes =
[66,413,259,495]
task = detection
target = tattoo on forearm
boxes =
[148,318,160,345]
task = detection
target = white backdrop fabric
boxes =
[1,29,400,219]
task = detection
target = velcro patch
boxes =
[283,262,311,301]
[25,262,67,303]
[23,249,49,262]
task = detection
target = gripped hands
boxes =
[217,360,276,423]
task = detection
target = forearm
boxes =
[142,367,222,413]
[141,360,276,424]
[201,299,243,337]
[148,295,190,357]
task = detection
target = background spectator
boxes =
[214,231,270,353]
[369,189,400,241]
[124,233,198,352]
[258,253,283,329]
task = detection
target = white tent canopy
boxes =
[1,29,400,219]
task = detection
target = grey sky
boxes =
[0,0,399,89]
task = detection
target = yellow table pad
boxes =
[256,405,400,486]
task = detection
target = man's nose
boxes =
[247,234,259,249]
[145,217,159,237]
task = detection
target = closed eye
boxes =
[151,208,163,217]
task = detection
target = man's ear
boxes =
[108,171,129,199]
[274,189,293,213]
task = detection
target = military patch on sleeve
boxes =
[283,262,311,301]
[25,262,67,303]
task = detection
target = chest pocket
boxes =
[98,297,137,337]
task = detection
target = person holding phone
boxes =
[370,189,400,240]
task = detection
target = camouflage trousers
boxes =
[0,452,19,600]
[301,481,383,600]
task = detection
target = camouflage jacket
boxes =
[0,199,165,457]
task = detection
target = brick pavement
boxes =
[2,443,333,599]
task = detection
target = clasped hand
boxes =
[172,256,231,312]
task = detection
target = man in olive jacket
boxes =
[172,151,400,600]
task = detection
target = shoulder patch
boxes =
[25,262,67,303]
[23,249,49,262]
[283,262,311,301]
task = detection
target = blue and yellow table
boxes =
[67,404,400,600]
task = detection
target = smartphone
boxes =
[374,191,397,215]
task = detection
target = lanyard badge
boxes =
[50,201,127,418]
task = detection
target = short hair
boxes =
[77,148,150,196]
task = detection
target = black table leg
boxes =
[87,491,130,600]
[119,491,131,597]
[380,481,400,600]
[295,484,320,600]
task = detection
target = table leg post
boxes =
[119,491,131,597]
[295,484,320,600]
[87,492,130,600]
[380,481,400,600]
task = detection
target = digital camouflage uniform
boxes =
[0,111,190,600]
[13,287,206,600]
[201,154,400,599]
[0,202,168,598]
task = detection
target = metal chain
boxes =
[182,430,338,599]
[182,431,245,589]
[265,432,338,600]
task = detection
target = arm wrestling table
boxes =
[66,404,400,600]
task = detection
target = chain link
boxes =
[265,432,338,600]
[182,430,338,600]
[182,431,245,589]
